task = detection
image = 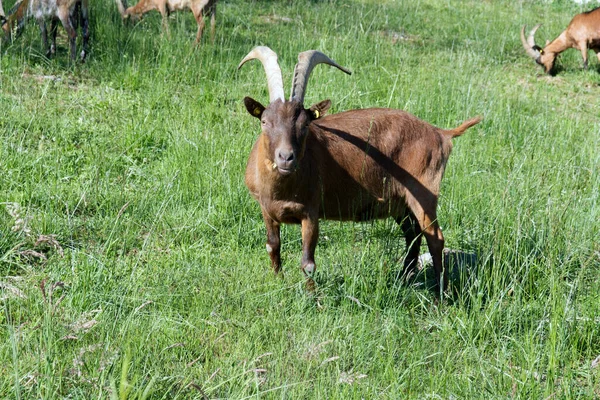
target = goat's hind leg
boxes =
[405,196,447,293]
[423,217,446,293]
[395,211,422,282]
[579,41,589,69]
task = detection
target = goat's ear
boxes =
[244,97,265,119]
[308,99,331,120]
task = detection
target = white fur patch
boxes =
[266,244,273,253]
[30,0,59,19]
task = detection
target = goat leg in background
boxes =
[56,7,77,61]
[37,18,50,56]
[192,6,205,46]
[301,216,319,292]
[208,1,215,43]
[49,18,58,55]
[80,0,89,61]
[156,2,170,38]
[262,209,282,275]
[192,0,217,46]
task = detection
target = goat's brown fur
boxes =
[116,0,216,45]
[244,97,481,291]
[522,7,600,74]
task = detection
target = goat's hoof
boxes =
[302,262,315,277]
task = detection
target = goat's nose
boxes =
[277,151,294,162]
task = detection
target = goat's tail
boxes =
[445,116,482,138]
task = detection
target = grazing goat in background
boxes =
[239,46,481,292]
[521,7,600,74]
[1,0,89,62]
[115,0,216,45]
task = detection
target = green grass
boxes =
[1,0,599,398]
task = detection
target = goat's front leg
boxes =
[301,215,319,292]
[261,209,281,274]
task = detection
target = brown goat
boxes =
[115,0,216,45]
[239,46,481,292]
[521,7,600,74]
[1,0,89,62]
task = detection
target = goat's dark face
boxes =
[537,52,556,75]
[244,97,331,177]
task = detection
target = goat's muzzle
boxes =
[275,149,297,176]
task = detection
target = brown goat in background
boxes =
[521,7,600,74]
[115,0,216,45]
[239,46,481,292]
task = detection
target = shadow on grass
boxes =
[389,247,486,305]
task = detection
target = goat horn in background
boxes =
[290,50,351,104]
[520,24,542,59]
[238,46,285,103]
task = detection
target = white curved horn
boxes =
[290,50,351,103]
[238,46,285,103]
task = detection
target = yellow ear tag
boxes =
[539,49,544,55]
[313,110,320,119]
[253,107,261,116]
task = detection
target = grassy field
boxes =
[1,0,599,398]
